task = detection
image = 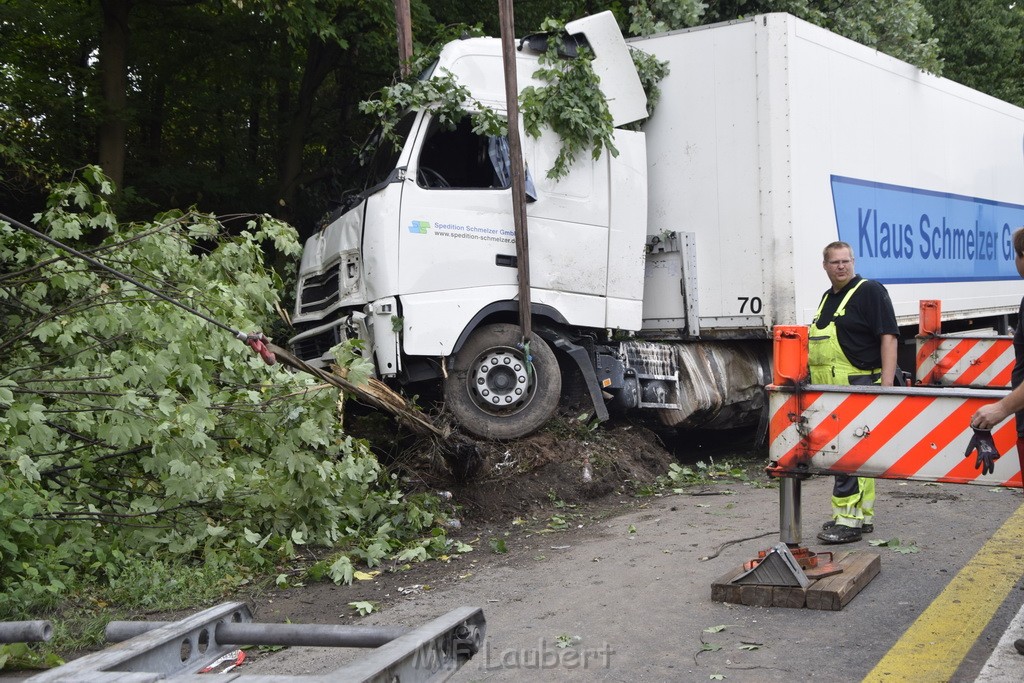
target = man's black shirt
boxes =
[814,275,899,370]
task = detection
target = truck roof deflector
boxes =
[564,12,649,127]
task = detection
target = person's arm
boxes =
[972,383,1024,430]
[879,334,897,387]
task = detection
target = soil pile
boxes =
[401,416,678,522]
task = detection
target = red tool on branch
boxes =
[240,332,276,366]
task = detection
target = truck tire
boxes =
[445,324,561,440]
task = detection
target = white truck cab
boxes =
[291,13,1024,440]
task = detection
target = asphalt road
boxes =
[246,475,1024,682]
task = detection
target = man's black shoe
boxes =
[822,519,873,534]
[1014,639,1024,655]
[817,523,862,544]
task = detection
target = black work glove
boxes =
[964,428,999,475]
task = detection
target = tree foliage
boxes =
[357,15,673,182]
[0,0,405,229]
[520,19,620,179]
[701,1,942,73]
[923,0,1024,107]
[0,167,449,617]
[629,0,707,36]
[4,0,1008,236]
[0,2,99,204]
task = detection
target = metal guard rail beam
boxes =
[23,602,485,683]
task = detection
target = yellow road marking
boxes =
[864,501,1024,682]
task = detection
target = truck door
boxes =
[396,114,520,300]
[396,114,612,302]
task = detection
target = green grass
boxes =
[0,557,248,670]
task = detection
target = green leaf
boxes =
[548,515,568,530]
[869,537,919,553]
[555,634,577,649]
[348,601,377,616]
[328,556,354,585]
[13,452,42,484]
[397,546,428,563]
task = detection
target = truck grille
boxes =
[291,324,343,362]
[297,265,340,314]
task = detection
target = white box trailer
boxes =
[290,12,1024,440]
[636,14,1024,338]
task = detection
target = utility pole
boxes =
[394,0,413,78]
[497,0,532,343]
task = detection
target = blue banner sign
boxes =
[830,175,1024,283]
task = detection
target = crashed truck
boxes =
[289,12,1024,440]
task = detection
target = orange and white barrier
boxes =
[768,325,1021,488]
[915,300,1013,387]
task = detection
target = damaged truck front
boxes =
[290,12,1024,440]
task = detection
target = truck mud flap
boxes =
[549,337,610,423]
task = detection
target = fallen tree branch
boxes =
[270,344,445,438]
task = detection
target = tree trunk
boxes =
[97,0,132,190]
[274,38,342,221]
[394,0,413,78]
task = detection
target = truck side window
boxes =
[416,115,508,190]
[363,111,416,191]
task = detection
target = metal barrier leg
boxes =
[0,621,52,644]
[779,477,801,546]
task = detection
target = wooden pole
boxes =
[394,0,413,78]
[497,0,532,342]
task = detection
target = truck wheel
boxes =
[445,324,561,440]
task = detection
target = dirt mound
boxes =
[410,417,676,522]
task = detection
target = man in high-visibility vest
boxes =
[971,226,1024,654]
[810,241,899,544]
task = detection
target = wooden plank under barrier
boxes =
[711,550,881,611]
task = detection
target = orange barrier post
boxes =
[918,299,941,336]
[772,325,809,386]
